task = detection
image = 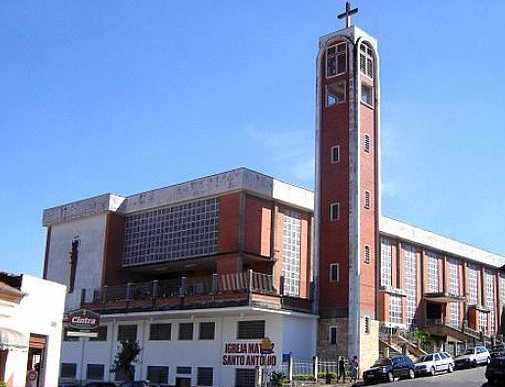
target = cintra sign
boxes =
[66,309,100,337]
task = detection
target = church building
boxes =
[42,4,505,387]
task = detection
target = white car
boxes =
[454,346,491,368]
[415,352,454,376]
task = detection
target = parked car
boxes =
[414,351,454,376]
[454,345,490,368]
[490,344,505,358]
[486,356,505,385]
[363,355,415,384]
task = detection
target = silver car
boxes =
[415,352,454,376]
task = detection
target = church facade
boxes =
[42,6,505,387]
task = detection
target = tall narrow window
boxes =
[404,244,417,328]
[380,238,392,287]
[364,316,370,334]
[468,264,479,305]
[326,43,347,77]
[426,251,440,293]
[364,245,371,264]
[331,145,340,163]
[330,203,340,221]
[330,263,340,282]
[448,258,461,329]
[364,134,370,153]
[282,210,301,297]
[329,326,337,344]
[485,268,495,334]
[359,43,374,78]
[364,190,371,209]
[389,294,402,324]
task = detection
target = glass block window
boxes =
[178,323,194,340]
[149,323,171,340]
[500,274,505,307]
[468,264,479,305]
[282,210,301,297]
[147,366,169,384]
[389,294,402,324]
[326,43,346,77]
[404,244,417,327]
[123,198,219,266]
[199,322,215,340]
[485,268,496,333]
[61,363,77,378]
[86,364,104,380]
[235,369,256,387]
[117,325,137,342]
[479,311,488,334]
[448,258,461,329]
[380,238,392,287]
[197,367,213,386]
[426,251,440,293]
[237,320,265,340]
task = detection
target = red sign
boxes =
[67,309,100,331]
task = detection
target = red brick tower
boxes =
[315,3,380,369]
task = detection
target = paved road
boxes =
[366,365,490,387]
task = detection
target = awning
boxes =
[0,327,29,351]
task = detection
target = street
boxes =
[369,366,490,387]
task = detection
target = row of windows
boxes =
[329,135,371,165]
[329,193,372,221]
[65,320,265,342]
[329,245,372,283]
[325,82,374,107]
[328,318,371,345]
[61,363,214,386]
[381,237,505,330]
[325,42,374,79]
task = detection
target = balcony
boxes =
[81,270,313,315]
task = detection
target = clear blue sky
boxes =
[1,1,504,277]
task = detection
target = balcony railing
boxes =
[82,270,313,314]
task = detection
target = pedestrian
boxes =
[338,355,346,382]
[351,355,359,382]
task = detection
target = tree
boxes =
[110,340,141,381]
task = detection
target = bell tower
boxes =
[315,2,380,369]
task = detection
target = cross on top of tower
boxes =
[337,1,358,28]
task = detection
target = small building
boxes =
[0,272,66,387]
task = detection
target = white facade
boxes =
[60,308,317,386]
[0,274,66,387]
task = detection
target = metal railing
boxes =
[90,270,279,303]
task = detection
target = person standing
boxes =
[338,356,346,382]
[351,355,359,382]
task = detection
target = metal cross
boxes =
[337,1,358,28]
